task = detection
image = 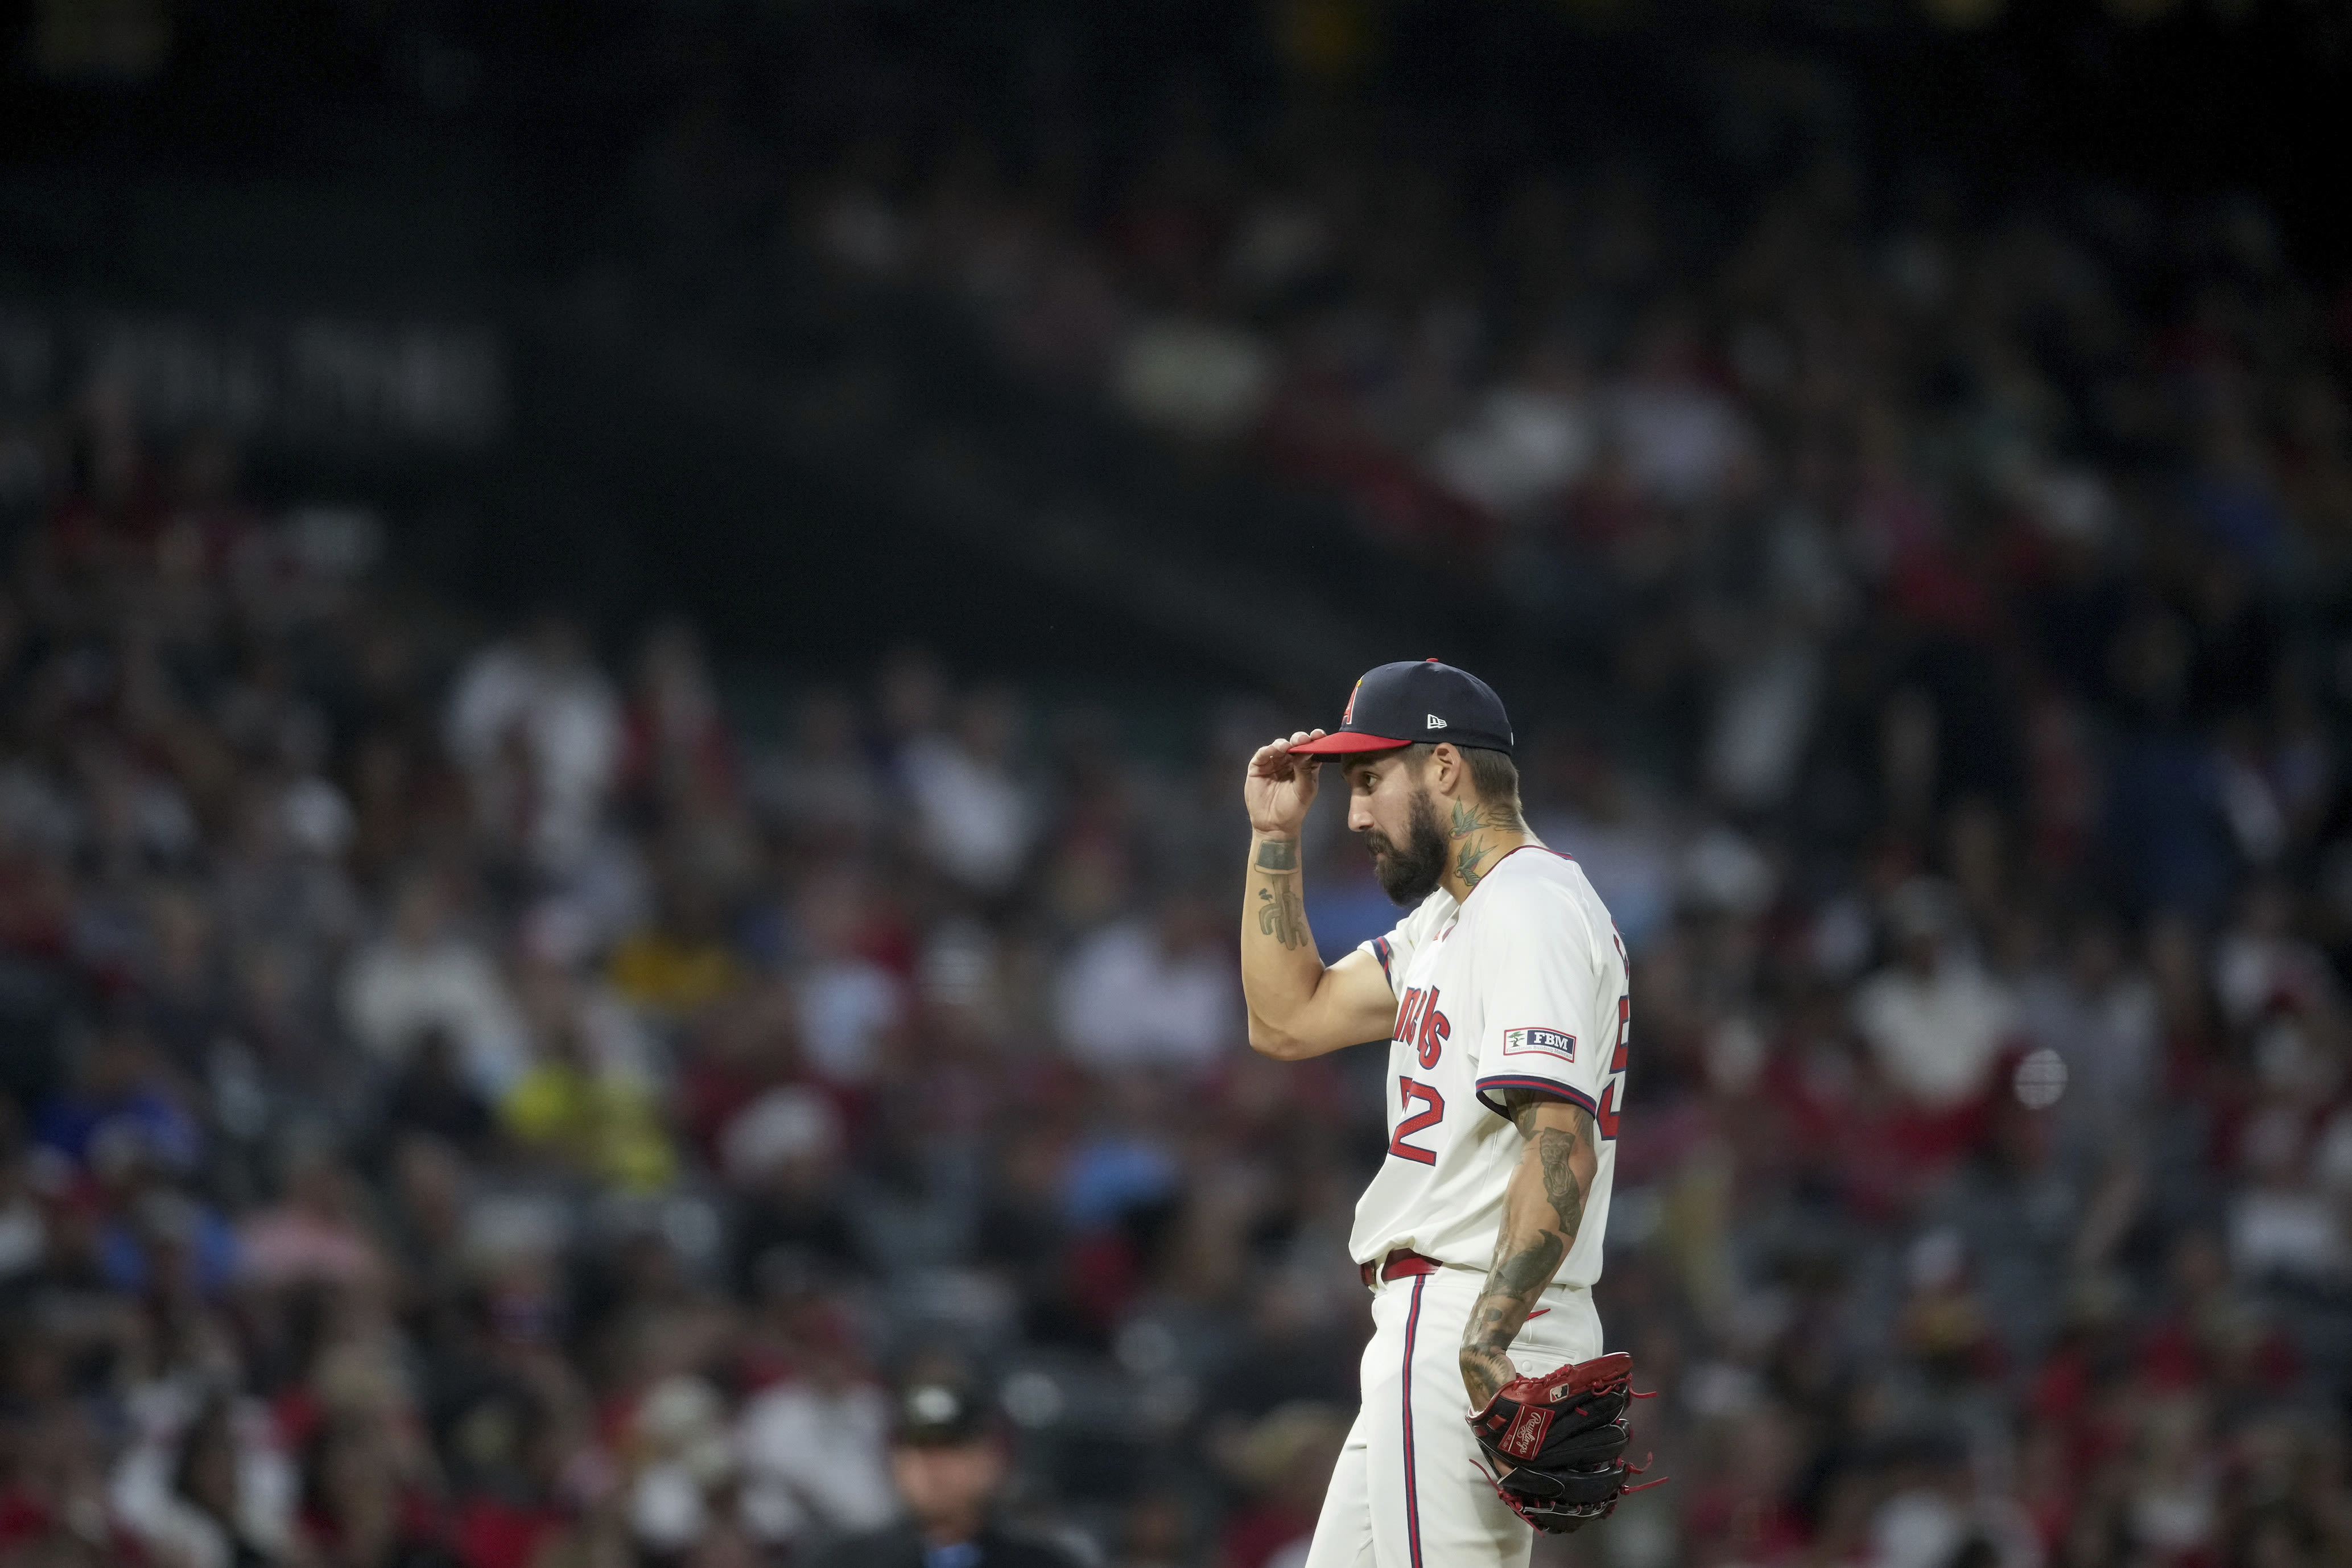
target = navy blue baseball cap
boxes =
[1290,659,1516,757]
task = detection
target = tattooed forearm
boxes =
[1521,1101,1595,1234]
[1253,837,1299,872]
[1472,1235,1569,1330]
[1536,1128,1587,1237]
[1461,1097,1599,1409]
[1256,880,1310,949]
[1462,1230,1567,1406]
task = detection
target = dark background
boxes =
[7,0,2345,690]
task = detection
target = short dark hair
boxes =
[1404,742,1521,813]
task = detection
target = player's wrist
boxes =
[1249,833,1303,872]
[1460,1346,1511,1406]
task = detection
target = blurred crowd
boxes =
[0,386,1376,1568]
[801,125,2352,619]
[781,111,2352,1568]
[6,109,2352,1568]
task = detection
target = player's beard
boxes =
[1366,787,1450,905]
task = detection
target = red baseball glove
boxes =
[1465,1351,1661,1533]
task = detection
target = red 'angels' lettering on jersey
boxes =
[1388,1076,1445,1165]
[1392,986,1422,1046]
[1393,985,1451,1070]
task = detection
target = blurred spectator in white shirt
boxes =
[445,614,621,873]
[1429,346,1596,518]
[2018,917,2159,1161]
[111,1398,298,1568]
[2213,880,2338,1027]
[2230,1096,2347,1285]
[214,771,361,966]
[902,686,1037,896]
[1609,321,1757,506]
[340,874,529,1097]
[735,1303,899,1549]
[1852,880,2017,1111]
[1055,898,1237,1072]
[1114,317,1276,440]
[790,866,905,1084]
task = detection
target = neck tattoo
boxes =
[1449,799,1521,892]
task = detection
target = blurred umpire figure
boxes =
[808,1377,1088,1568]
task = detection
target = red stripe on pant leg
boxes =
[1400,1273,1426,1568]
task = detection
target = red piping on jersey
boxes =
[1372,935,1393,983]
[1474,1076,1599,1121]
[1401,1273,1427,1568]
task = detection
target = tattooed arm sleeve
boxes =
[1460,1094,1599,1409]
[1239,832,1398,1061]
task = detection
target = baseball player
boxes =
[1239,659,1641,1566]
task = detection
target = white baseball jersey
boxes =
[1349,845,1627,1282]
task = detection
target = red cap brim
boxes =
[1288,732,1412,756]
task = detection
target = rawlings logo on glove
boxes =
[1465,1352,1663,1533]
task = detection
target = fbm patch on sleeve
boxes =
[1500,1026,1575,1063]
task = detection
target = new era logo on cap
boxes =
[1290,659,1515,758]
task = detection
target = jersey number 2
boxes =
[1598,994,1629,1141]
[1388,1076,1444,1166]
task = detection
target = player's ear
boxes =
[1429,742,1465,798]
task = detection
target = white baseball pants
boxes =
[1302,1265,1604,1568]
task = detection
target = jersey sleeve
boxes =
[1468,882,1613,1119]
[1356,920,1410,996]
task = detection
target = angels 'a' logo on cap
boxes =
[1289,659,1515,760]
